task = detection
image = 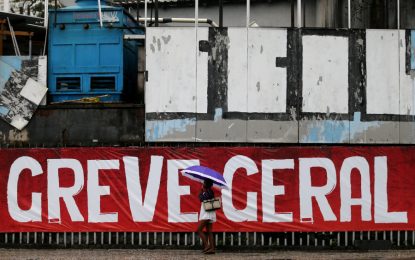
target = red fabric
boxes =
[0,146,413,232]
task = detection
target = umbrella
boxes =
[181,165,229,189]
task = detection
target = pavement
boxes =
[1,249,415,260]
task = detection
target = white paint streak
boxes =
[38,56,47,106]
[366,30,400,115]
[146,28,197,113]
[196,28,209,114]
[302,35,349,114]
[228,28,248,112]
[248,28,287,113]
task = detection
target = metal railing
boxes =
[0,231,414,249]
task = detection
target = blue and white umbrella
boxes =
[181,165,229,189]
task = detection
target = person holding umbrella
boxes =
[181,166,229,255]
[197,179,216,254]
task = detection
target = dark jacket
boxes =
[199,188,214,202]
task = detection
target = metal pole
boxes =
[291,0,295,27]
[97,0,103,27]
[136,0,139,21]
[29,35,32,58]
[144,0,147,27]
[348,0,351,28]
[384,0,388,28]
[44,0,49,27]
[246,0,250,27]
[219,0,223,27]
[397,0,400,29]
[297,0,301,27]
[195,0,198,28]
[154,0,158,27]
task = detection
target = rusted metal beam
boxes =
[0,31,34,37]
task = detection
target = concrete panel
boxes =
[196,119,246,142]
[247,28,287,113]
[0,104,145,146]
[349,112,399,143]
[366,30,400,115]
[197,28,209,114]
[146,119,196,142]
[196,28,247,142]
[145,28,197,113]
[302,35,349,114]
[247,120,298,143]
[299,118,349,143]
[227,28,248,112]
[399,122,415,144]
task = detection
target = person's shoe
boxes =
[204,249,215,254]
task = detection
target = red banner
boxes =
[0,146,414,232]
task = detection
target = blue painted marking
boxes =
[214,108,223,122]
[0,60,15,81]
[301,119,349,143]
[301,112,384,143]
[146,119,196,141]
[0,56,24,70]
[412,31,415,70]
[0,106,10,116]
[349,112,380,140]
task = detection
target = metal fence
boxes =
[0,231,414,249]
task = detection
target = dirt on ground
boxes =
[0,249,415,260]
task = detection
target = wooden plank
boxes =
[0,30,34,37]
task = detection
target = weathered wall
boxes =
[145,27,415,143]
[0,104,145,146]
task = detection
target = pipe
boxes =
[219,0,223,27]
[97,0,103,27]
[347,0,351,28]
[291,0,295,27]
[297,0,301,27]
[246,0,250,27]
[397,0,400,29]
[29,35,32,58]
[138,17,218,27]
[44,0,49,27]
[154,0,158,27]
[195,0,198,28]
[144,0,147,27]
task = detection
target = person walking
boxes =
[197,179,216,254]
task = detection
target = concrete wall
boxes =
[0,104,145,146]
[145,27,415,143]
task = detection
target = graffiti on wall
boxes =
[0,56,47,130]
[145,28,415,143]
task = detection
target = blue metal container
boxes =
[48,0,142,102]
